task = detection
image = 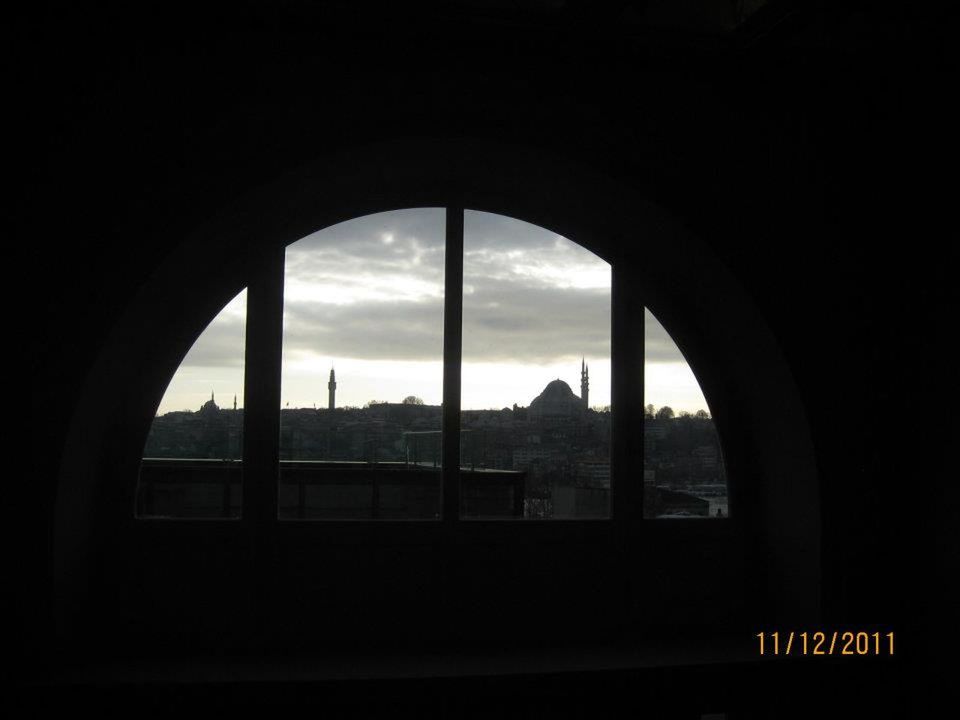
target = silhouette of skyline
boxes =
[143,360,725,519]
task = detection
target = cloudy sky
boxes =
[155,209,709,415]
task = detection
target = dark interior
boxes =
[17,2,951,717]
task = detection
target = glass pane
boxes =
[461,210,611,519]
[136,289,247,518]
[278,209,445,519]
[643,309,728,518]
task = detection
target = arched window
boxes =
[135,209,728,522]
[58,141,817,654]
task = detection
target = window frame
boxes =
[131,204,736,543]
[221,204,704,533]
[53,141,822,650]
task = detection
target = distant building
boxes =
[145,392,243,460]
[512,446,557,467]
[692,444,719,470]
[529,378,584,419]
[581,358,589,410]
[574,460,610,488]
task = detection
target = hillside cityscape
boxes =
[142,362,727,519]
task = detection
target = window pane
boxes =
[136,289,247,519]
[643,308,728,518]
[278,209,445,520]
[461,210,611,519]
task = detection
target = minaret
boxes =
[581,358,589,410]
[328,367,337,410]
[233,395,237,410]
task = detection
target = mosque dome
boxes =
[529,379,584,418]
[199,392,220,414]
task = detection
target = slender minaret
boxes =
[328,367,337,410]
[233,394,237,410]
[581,358,589,410]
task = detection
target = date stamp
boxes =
[756,631,894,656]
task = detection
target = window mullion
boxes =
[611,263,645,535]
[241,243,285,526]
[442,205,464,522]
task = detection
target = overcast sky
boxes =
[155,209,708,415]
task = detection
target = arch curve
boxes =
[54,137,819,648]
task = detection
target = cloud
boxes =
[286,208,446,280]
[282,298,444,361]
[461,278,610,363]
[181,321,246,367]
[177,209,689,371]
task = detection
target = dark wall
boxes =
[17,0,952,713]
